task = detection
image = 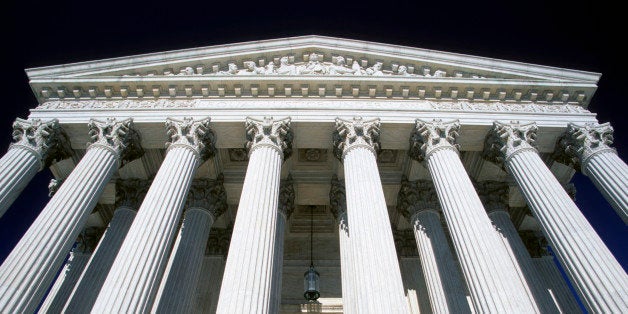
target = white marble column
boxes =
[409,119,536,313]
[484,121,628,312]
[532,255,583,313]
[555,122,628,223]
[478,181,559,313]
[0,118,71,217]
[63,179,149,312]
[0,118,142,313]
[330,175,356,314]
[333,117,408,313]
[92,117,215,313]
[38,227,101,313]
[216,117,292,314]
[397,178,471,314]
[269,176,294,314]
[153,176,227,313]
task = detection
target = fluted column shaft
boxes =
[585,151,628,223]
[92,148,199,312]
[334,117,407,313]
[63,207,137,312]
[0,118,70,218]
[488,210,559,313]
[38,252,90,313]
[411,210,470,314]
[412,119,536,313]
[92,117,213,313]
[0,144,120,313]
[216,116,292,314]
[216,146,282,313]
[337,212,356,314]
[270,212,286,314]
[487,121,628,312]
[507,149,628,312]
[0,147,41,217]
[532,256,582,313]
[153,208,214,313]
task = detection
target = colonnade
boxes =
[0,116,626,313]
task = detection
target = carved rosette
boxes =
[10,118,72,169]
[396,176,440,220]
[165,117,216,163]
[483,121,538,167]
[554,122,615,173]
[329,175,347,219]
[278,175,295,219]
[87,118,144,166]
[186,174,228,219]
[408,119,460,163]
[476,181,510,214]
[245,116,293,160]
[115,179,151,209]
[333,116,381,160]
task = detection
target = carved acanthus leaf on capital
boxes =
[329,175,347,220]
[332,116,381,160]
[519,231,549,258]
[48,178,63,197]
[396,176,440,219]
[476,181,509,213]
[166,117,216,162]
[75,226,104,254]
[245,116,293,160]
[11,118,72,168]
[408,119,460,163]
[206,226,232,256]
[186,174,228,219]
[115,179,151,209]
[278,175,295,219]
[483,121,538,167]
[88,118,144,166]
[553,122,615,172]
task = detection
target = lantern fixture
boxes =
[303,205,320,301]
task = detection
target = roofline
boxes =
[25,35,601,83]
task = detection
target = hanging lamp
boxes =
[304,205,320,301]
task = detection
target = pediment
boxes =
[26,35,600,106]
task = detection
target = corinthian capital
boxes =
[333,116,381,160]
[11,118,72,168]
[329,175,347,219]
[476,181,509,213]
[115,179,150,209]
[408,119,460,163]
[554,122,615,172]
[396,176,440,219]
[483,121,538,167]
[245,116,293,160]
[186,175,228,219]
[88,118,144,166]
[166,117,216,162]
[278,175,295,219]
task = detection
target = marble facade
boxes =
[0,36,626,313]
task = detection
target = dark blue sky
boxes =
[1,0,625,296]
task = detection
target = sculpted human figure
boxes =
[265,61,276,74]
[397,65,415,76]
[329,56,356,75]
[299,53,327,75]
[365,61,384,76]
[352,60,365,75]
[238,61,265,75]
[433,69,447,77]
[177,67,195,75]
[215,63,238,75]
[276,57,297,75]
